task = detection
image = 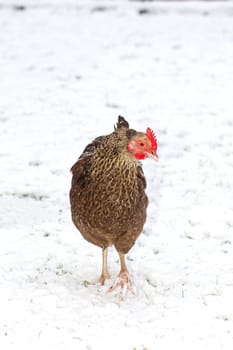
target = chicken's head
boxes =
[127,128,158,161]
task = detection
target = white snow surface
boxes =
[1,1,233,349]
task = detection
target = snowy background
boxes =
[1,0,233,349]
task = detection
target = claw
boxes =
[108,271,137,300]
[82,271,110,287]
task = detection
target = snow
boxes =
[1,0,233,349]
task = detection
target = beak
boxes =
[146,151,159,161]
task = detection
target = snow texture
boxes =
[1,0,233,349]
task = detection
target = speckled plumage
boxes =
[70,116,148,255]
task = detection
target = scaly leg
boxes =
[98,247,111,285]
[108,252,136,298]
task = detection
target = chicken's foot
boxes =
[108,252,136,299]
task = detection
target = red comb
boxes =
[146,127,157,151]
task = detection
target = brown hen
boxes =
[70,116,158,295]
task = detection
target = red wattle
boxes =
[134,153,146,160]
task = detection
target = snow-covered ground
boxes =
[1,1,233,349]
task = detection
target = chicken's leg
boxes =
[108,252,136,298]
[98,247,111,285]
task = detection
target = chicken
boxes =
[70,116,158,296]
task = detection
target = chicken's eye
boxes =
[139,142,144,147]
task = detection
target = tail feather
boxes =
[116,115,129,129]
